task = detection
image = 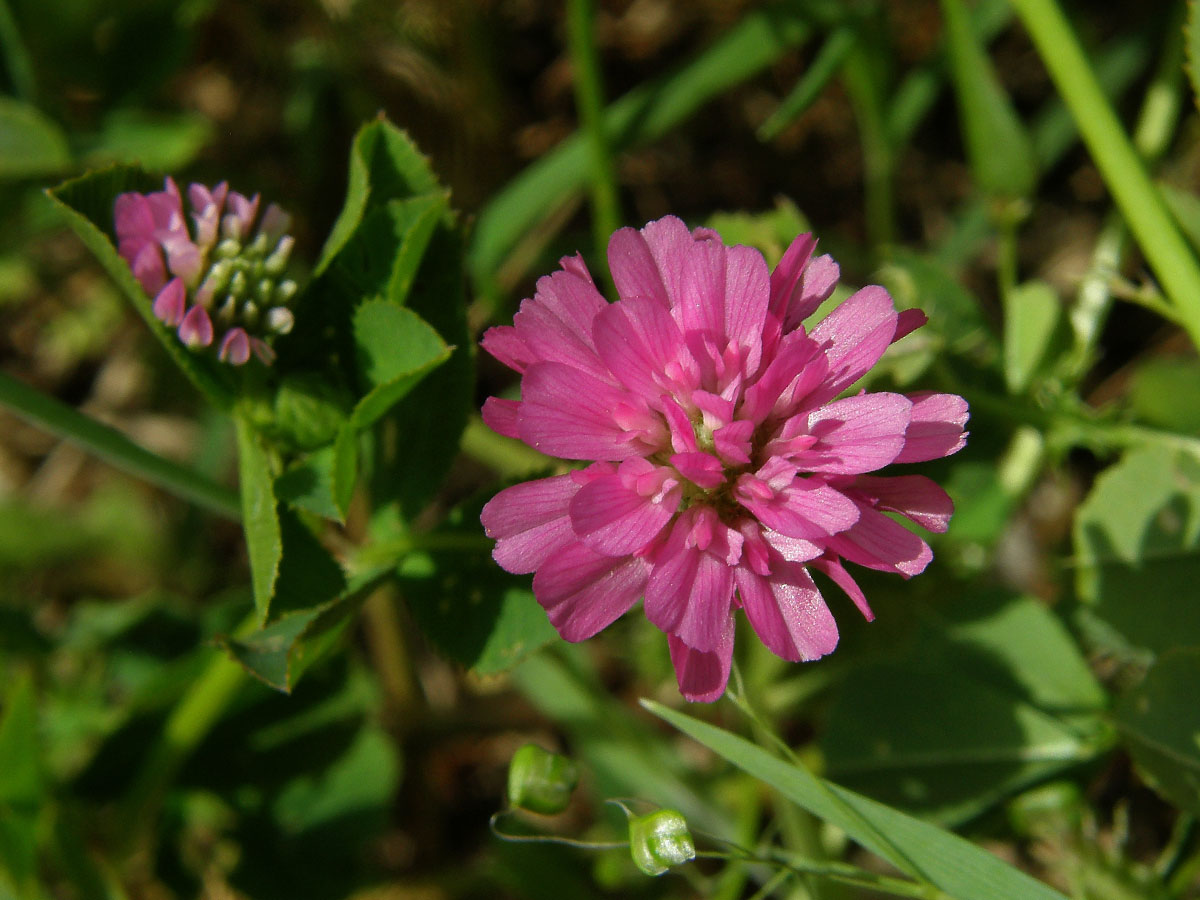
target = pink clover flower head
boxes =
[480,216,968,702]
[114,177,300,366]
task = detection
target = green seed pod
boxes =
[629,809,695,876]
[506,744,578,815]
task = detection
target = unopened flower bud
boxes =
[241,301,261,328]
[274,280,298,305]
[506,744,578,815]
[264,235,295,276]
[228,269,248,299]
[629,809,695,876]
[215,237,241,259]
[266,306,294,335]
[247,231,269,257]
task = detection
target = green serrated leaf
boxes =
[221,568,383,691]
[236,414,283,623]
[386,195,449,304]
[400,497,556,675]
[645,702,1070,900]
[1115,648,1200,816]
[0,96,70,178]
[1129,356,1200,434]
[271,373,352,452]
[350,299,452,429]
[315,118,442,276]
[940,0,1037,198]
[1003,280,1062,393]
[1074,445,1200,658]
[332,424,357,518]
[47,166,235,408]
[277,448,344,522]
[376,225,474,519]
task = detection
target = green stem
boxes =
[0,371,241,520]
[566,0,621,264]
[1009,0,1200,351]
[117,615,253,859]
[844,39,896,250]
[1067,3,1186,374]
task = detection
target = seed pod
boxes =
[629,809,695,876]
[506,744,578,815]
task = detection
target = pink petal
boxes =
[152,277,186,326]
[893,308,928,342]
[608,224,671,308]
[813,555,874,620]
[532,541,648,641]
[178,306,213,348]
[569,460,679,556]
[518,362,656,460]
[723,243,771,373]
[668,619,735,703]
[481,396,520,439]
[592,293,693,402]
[789,253,840,328]
[130,242,167,295]
[114,193,155,242]
[713,420,753,465]
[807,285,898,401]
[850,474,955,533]
[736,476,859,540]
[785,392,912,475]
[218,327,251,365]
[480,325,532,374]
[669,451,725,489]
[483,475,580,574]
[644,512,740,653]
[739,331,827,424]
[894,392,969,463]
[513,256,609,376]
[735,564,838,662]
[768,232,816,322]
[826,505,933,577]
[666,226,727,337]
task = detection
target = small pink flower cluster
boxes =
[114,178,298,365]
[481,216,968,702]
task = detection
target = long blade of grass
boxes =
[1009,0,1200,352]
[644,701,1072,900]
[468,3,814,302]
[0,371,240,520]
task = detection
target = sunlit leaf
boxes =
[1115,648,1200,816]
[645,702,1070,900]
[0,96,70,178]
[1004,280,1062,393]
[1074,445,1200,658]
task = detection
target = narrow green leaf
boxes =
[644,702,1071,900]
[468,4,813,297]
[0,96,70,178]
[1074,445,1200,657]
[1003,280,1062,393]
[0,371,240,519]
[759,26,858,141]
[0,675,41,809]
[236,414,283,623]
[0,0,36,102]
[1115,648,1200,816]
[940,0,1036,198]
[46,166,235,408]
[350,299,452,429]
[332,424,358,519]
